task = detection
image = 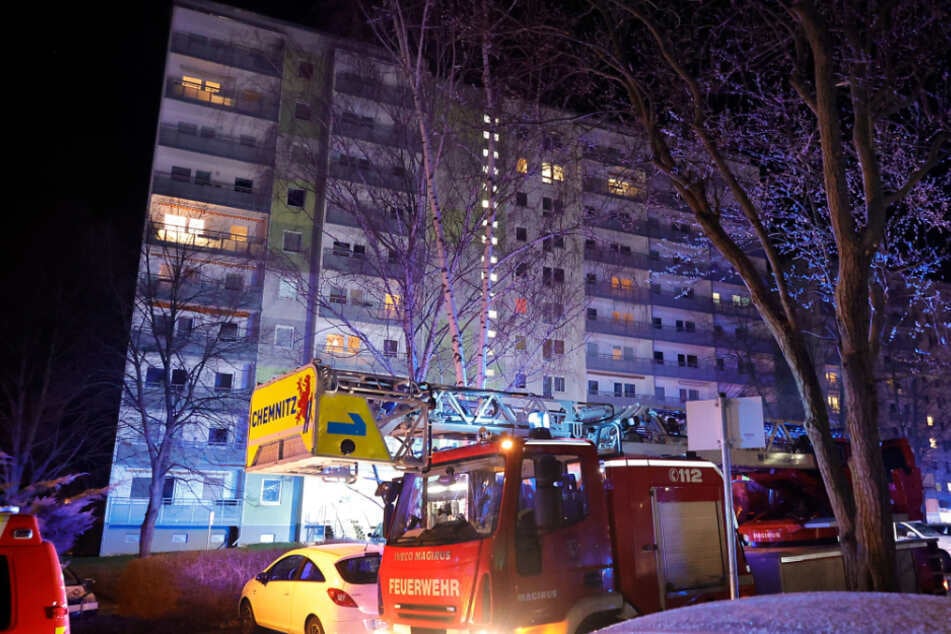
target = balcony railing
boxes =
[157,124,274,165]
[324,205,406,235]
[334,72,411,106]
[582,176,647,201]
[327,161,414,192]
[334,118,417,149]
[583,244,654,270]
[318,298,400,324]
[585,352,771,384]
[145,220,267,258]
[105,497,242,527]
[139,274,263,310]
[165,78,280,121]
[169,31,283,77]
[585,280,651,303]
[151,172,272,213]
[321,249,405,277]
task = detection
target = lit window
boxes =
[346,336,361,355]
[607,177,638,197]
[541,162,564,183]
[712,292,721,304]
[278,278,296,299]
[325,333,345,353]
[926,415,934,427]
[383,339,398,357]
[827,394,840,413]
[612,346,622,360]
[825,371,839,386]
[514,297,527,314]
[929,438,937,449]
[516,157,528,173]
[384,294,401,315]
[515,336,526,351]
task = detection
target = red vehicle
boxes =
[377,435,755,633]
[0,510,70,634]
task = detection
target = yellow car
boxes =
[239,542,384,634]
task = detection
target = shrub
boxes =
[117,545,290,623]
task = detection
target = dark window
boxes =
[194,170,211,186]
[624,384,636,398]
[516,226,527,241]
[219,323,238,340]
[542,376,553,398]
[587,308,597,320]
[614,382,622,397]
[553,377,565,393]
[234,178,253,193]
[287,189,305,207]
[677,354,686,367]
[652,317,662,329]
[653,351,664,365]
[215,372,233,391]
[208,428,228,445]
[542,197,552,211]
[515,262,528,278]
[686,321,696,332]
[299,560,325,582]
[515,373,527,389]
[716,358,725,370]
[239,134,256,147]
[588,380,598,395]
[130,477,150,498]
[688,355,698,368]
[177,122,197,135]
[225,274,243,290]
[352,244,366,258]
[650,283,661,295]
[333,241,351,256]
[649,250,659,260]
[200,126,216,138]
[295,102,312,121]
[585,273,597,284]
[145,367,164,385]
[283,231,302,253]
[268,556,304,582]
[516,192,528,206]
[383,339,398,357]
[170,368,187,386]
[171,166,191,182]
[676,319,684,331]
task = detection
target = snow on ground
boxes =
[595,592,951,633]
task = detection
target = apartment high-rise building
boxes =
[100,0,949,554]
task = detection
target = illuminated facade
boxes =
[99,0,948,554]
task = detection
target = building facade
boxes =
[99,0,949,554]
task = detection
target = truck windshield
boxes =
[388,455,505,546]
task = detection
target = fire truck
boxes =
[245,363,946,632]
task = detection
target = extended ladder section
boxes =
[246,363,618,475]
[587,408,818,470]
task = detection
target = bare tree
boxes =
[118,216,253,557]
[538,0,949,589]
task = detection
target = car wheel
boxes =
[239,600,260,634]
[305,615,325,634]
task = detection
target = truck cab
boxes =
[0,510,70,634]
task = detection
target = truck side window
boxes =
[518,455,588,531]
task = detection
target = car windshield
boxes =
[336,553,381,584]
[909,521,941,537]
[388,455,505,546]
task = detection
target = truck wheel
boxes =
[239,601,260,634]
[305,615,325,634]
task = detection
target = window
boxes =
[587,308,597,320]
[219,322,238,341]
[516,226,527,241]
[652,317,662,329]
[541,162,564,183]
[208,428,228,445]
[130,477,150,498]
[516,157,528,173]
[194,170,211,186]
[515,263,528,278]
[514,297,527,313]
[614,382,623,397]
[516,191,528,206]
[333,240,351,256]
[298,61,314,79]
[716,358,725,370]
[295,101,312,121]
[325,333,345,353]
[280,230,302,253]
[515,373,527,389]
[384,293,400,316]
[553,376,565,393]
[624,384,636,398]
[685,321,696,332]
[329,286,347,304]
[542,267,565,285]
[542,197,552,211]
[588,380,599,395]
[654,351,664,365]
[214,372,233,391]
[712,292,721,304]
[178,121,198,135]
[274,325,294,348]
[287,188,305,207]
[515,336,526,351]
[225,273,243,290]
[383,339,398,357]
[542,339,564,358]
[239,134,256,147]
[542,376,553,398]
[352,244,366,258]
[827,394,840,413]
[234,177,253,193]
[260,478,282,505]
[145,367,164,385]
[654,386,666,399]
[542,303,563,323]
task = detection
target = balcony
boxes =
[585,210,647,234]
[321,249,405,277]
[157,124,274,165]
[145,220,267,258]
[327,160,414,192]
[105,497,242,527]
[139,273,263,311]
[325,205,406,235]
[648,287,712,312]
[165,78,280,121]
[151,172,272,213]
[584,243,654,270]
[585,280,650,303]
[582,176,647,201]
[585,352,768,383]
[334,72,411,106]
[318,298,399,324]
[334,117,417,149]
[169,31,283,77]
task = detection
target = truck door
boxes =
[651,485,727,610]
[511,452,611,627]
